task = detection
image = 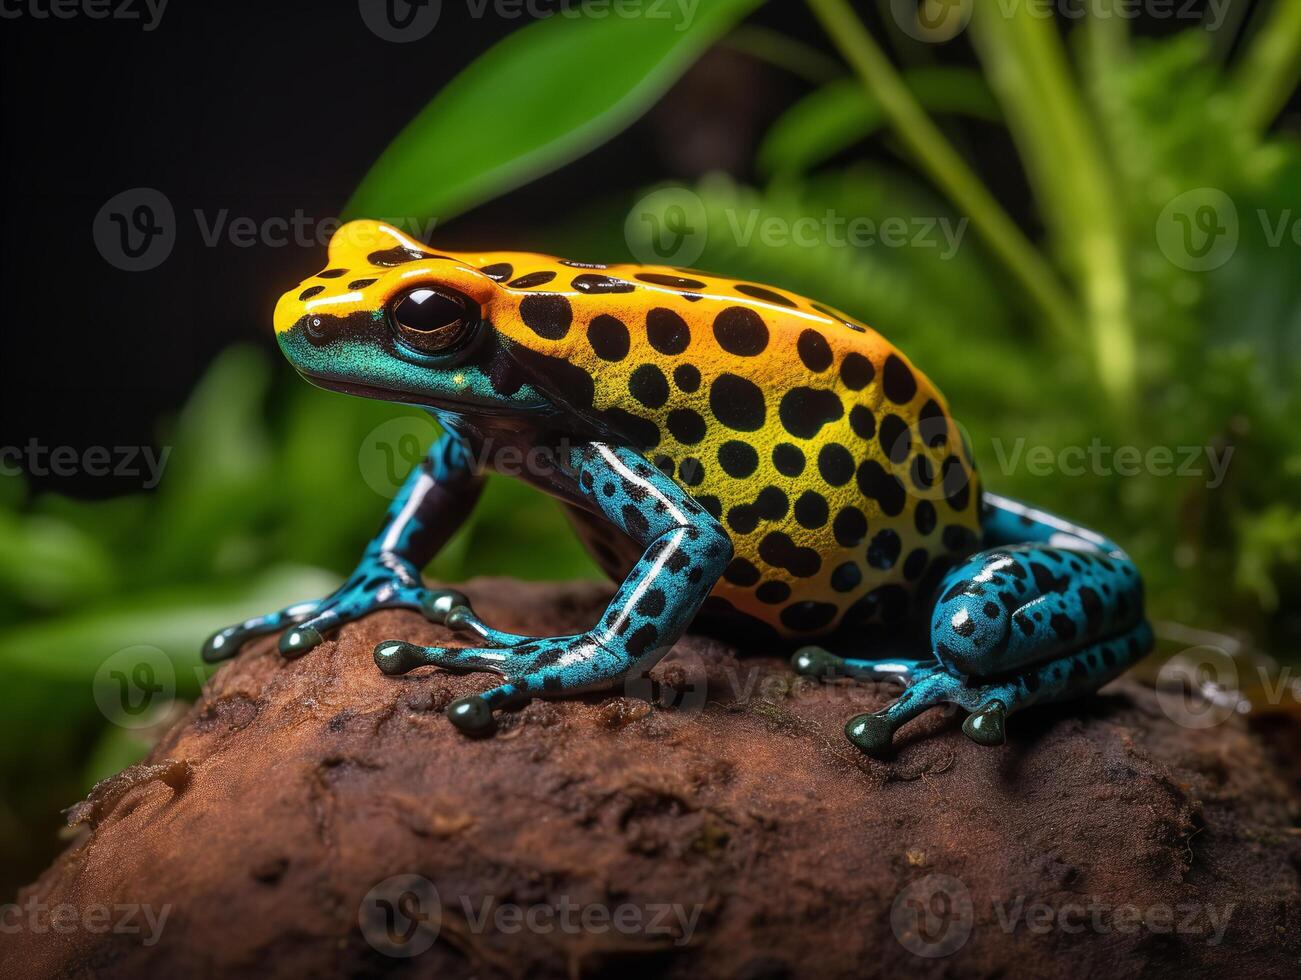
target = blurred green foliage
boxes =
[3,1,1299,891]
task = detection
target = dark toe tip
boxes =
[791,646,841,677]
[279,626,322,658]
[201,631,234,663]
[446,695,496,736]
[373,641,422,675]
[845,712,894,755]
[962,703,1007,746]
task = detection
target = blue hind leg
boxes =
[796,493,1153,755]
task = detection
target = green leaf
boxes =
[345,0,763,224]
[146,346,276,579]
[0,510,116,610]
[0,566,337,686]
[759,69,1001,178]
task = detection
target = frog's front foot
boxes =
[200,552,486,663]
[373,631,639,735]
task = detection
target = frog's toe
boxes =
[374,641,433,675]
[442,605,532,648]
[961,701,1007,746]
[202,600,320,664]
[276,603,353,657]
[838,671,950,756]
[446,694,497,736]
[791,646,845,678]
[278,625,325,658]
[201,627,243,663]
[373,640,512,677]
[844,711,896,755]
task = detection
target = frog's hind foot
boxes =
[833,530,1156,757]
[844,620,1153,756]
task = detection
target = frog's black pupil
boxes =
[395,288,464,332]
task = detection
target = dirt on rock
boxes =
[4,578,1299,978]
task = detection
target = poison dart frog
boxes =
[203,221,1152,755]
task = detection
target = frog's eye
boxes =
[389,287,477,356]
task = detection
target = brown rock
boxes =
[4,579,1299,978]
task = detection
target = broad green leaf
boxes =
[0,566,337,685]
[147,346,276,578]
[0,511,115,609]
[346,0,763,224]
[758,69,1001,178]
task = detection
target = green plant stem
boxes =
[1233,0,1301,134]
[803,0,1081,348]
[722,24,845,84]
[968,4,1136,413]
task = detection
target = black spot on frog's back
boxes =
[368,246,452,267]
[779,387,843,439]
[571,273,636,294]
[519,294,573,339]
[710,374,766,431]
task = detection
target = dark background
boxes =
[4,0,1209,492]
[0,0,826,494]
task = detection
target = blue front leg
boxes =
[372,442,734,735]
[202,429,485,662]
[796,493,1153,755]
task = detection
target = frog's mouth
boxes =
[294,369,549,417]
